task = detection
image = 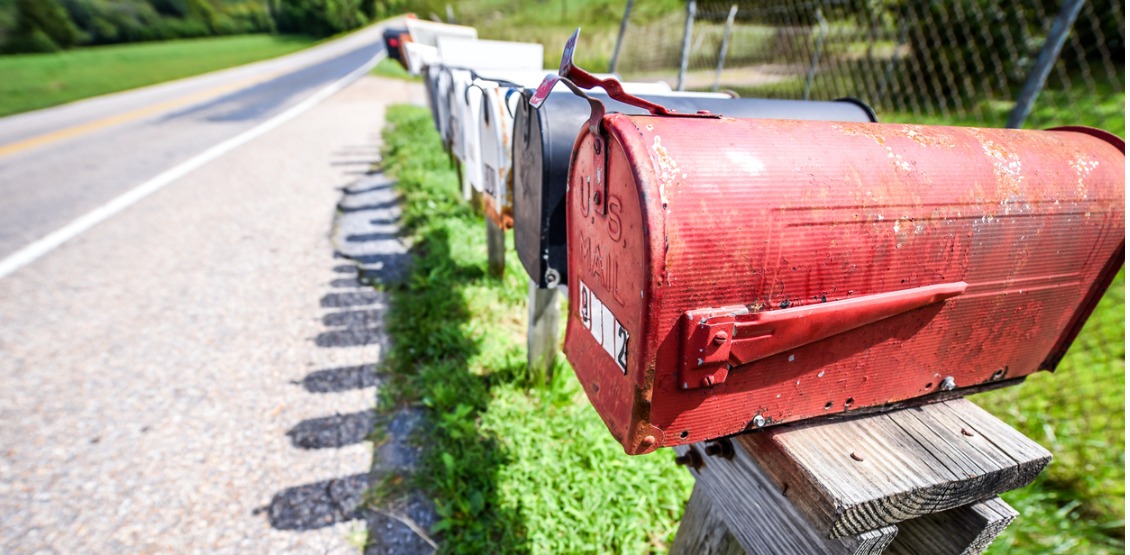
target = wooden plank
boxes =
[486,217,505,278]
[739,398,1050,538]
[674,444,898,554]
[526,281,560,381]
[888,497,1018,555]
[669,483,746,555]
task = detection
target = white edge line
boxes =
[0,49,387,281]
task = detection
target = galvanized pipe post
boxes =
[711,4,739,92]
[609,0,635,73]
[677,0,697,91]
[526,280,561,382]
[802,6,828,101]
[1007,0,1085,128]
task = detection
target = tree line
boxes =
[0,0,402,53]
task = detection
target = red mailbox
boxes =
[537,32,1125,455]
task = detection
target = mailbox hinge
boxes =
[677,282,968,390]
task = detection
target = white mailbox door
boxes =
[405,19,477,47]
[436,38,544,72]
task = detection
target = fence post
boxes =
[711,4,739,92]
[876,19,909,110]
[802,6,828,101]
[609,0,635,73]
[677,0,697,91]
[1006,0,1085,128]
[526,281,560,382]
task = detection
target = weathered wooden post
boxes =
[670,399,1042,554]
[486,217,505,277]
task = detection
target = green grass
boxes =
[372,57,419,81]
[446,0,682,71]
[974,269,1125,555]
[372,104,693,554]
[0,33,318,117]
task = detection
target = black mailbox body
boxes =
[511,92,879,288]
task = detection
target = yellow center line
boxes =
[0,70,283,159]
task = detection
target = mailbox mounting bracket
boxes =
[678,282,968,390]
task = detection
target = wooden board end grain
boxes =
[889,496,1018,555]
[674,444,898,554]
[739,398,1050,538]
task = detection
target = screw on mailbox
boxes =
[940,376,956,391]
[752,414,766,428]
[712,331,728,345]
[674,448,704,470]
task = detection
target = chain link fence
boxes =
[612,0,1124,132]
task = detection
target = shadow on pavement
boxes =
[262,168,436,554]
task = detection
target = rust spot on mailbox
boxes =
[545,32,1126,455]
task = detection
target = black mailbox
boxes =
[511,92,879,288]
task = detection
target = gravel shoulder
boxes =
[0,75,425,554]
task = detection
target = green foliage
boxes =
[888,0,1124,105]
[370,56,416,81]
[374,104,694,554]
[2,0,78,53]
[0,33,315,116]
[273,0,375,37]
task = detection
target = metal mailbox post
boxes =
[534,33,1125,455]
[513,91,876,290]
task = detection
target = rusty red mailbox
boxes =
[534,32,1125,455]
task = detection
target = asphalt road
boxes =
[0,23,387,261]
[0,22,435,554]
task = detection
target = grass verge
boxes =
[975,268,1125,555]
[371,58,420,82]
[0,33,318,117]
[372,104,693,554]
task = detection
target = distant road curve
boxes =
[0,21,396,276]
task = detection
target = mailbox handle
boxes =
[679,282,967,390]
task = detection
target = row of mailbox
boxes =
[390,24,1125,455]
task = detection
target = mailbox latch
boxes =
[678,282,968,390]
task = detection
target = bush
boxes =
[2,0,78,53]
[274,0,375,37]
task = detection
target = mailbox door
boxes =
[462,84,484,197]
[513,98,556,286]
[479,87,514,228]
[423,65,441,134]
[566,114,1124,454]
